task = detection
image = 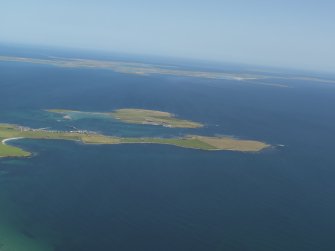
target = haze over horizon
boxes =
[1,0,334,73]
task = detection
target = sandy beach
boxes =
[1,137,24,145]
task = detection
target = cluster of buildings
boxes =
[16,126,97,135]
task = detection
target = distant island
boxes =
[0,55,294,88]
[0,123,270,158]
[48,108,203,128]
[0,55,263,81]
[1,55,334,88]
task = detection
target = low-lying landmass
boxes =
[0,137,30,158]
[0,55,265,81]
[47,108,204,128]
[2,55,335,88]
[0,124,270,158]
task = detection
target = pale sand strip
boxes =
[1,137,24,145]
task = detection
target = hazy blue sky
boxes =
[1,0,334,72]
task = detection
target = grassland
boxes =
[0,141,31,158]
[0,124,270,158]
[47,108,204,128]
[111,109,203,128]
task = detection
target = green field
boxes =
[0,143,31,158]
[111,108,203,128]
[48,108,204,128]
[0,124,270,158]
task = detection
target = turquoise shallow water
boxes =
[1,51,335,250]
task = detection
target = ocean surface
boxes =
[1,48,335,250]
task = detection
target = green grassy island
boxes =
[0,123,270,158]
[48,108,204,128]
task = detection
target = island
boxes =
[47,108,204,128]
[0,55,265,82]
[4,55,335,88]
[0,124,270,158]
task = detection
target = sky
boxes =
[1,0,334,72]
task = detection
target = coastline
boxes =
[0,123,270,158]
[1,137,24,145]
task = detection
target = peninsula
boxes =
[0,124,270,158]
[47,108,204,128]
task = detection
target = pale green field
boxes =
[0,144,30,158]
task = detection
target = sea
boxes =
[0,46,335,251]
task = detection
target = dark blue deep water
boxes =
[1,50,335,250]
